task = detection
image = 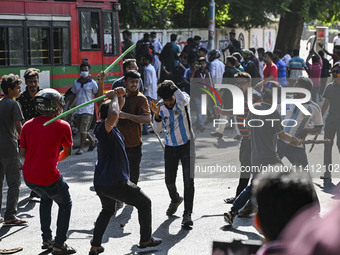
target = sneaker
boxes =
[210,131,223,138]
[138,236,162,249]
[182,213,193,227]
[88,246,104,255]
[75,149,84,155]
[166,196,183,216]
[224,211,236,225]
[238,204,256,218]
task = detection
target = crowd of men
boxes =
[1,29,340,255]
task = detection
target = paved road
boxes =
[1,120,339,254]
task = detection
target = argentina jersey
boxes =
[153,90,193,147]
[281,101,323,148]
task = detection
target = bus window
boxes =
[0,27,24,66]
[102,11,120,56]
[80,10,101,50]
[53,27,70,65]
[28,27,51,65]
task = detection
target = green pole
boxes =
[44,44,136,126]
[43,95,106,126]
[104,44,136,74]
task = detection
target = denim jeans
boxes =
[25,176,72,246]
[277,139,308,168]
[324,118,340,178]
[236,137,251,196]
[164,141,195,215]
[231,157,282,213]
[92,180,152,245]
[125,145,142,185]
[0,156,21,220]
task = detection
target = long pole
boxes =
[43,44,136,126]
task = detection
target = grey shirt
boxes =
[0,97,24,160]
[246,102,283,161]
[323,81,340,121]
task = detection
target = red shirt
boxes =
[263,61,278,80]
[20,116,73,185]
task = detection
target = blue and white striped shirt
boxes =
[153,90,194,147]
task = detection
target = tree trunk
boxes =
[275,6,304,53]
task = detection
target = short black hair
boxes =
[150,31,156,36]
[273,49,282,58]
[122,30,131,36]
[312,55,320,63]
[199,47,208,53]
[234,72,251,80]
[264,51,274,60]
[80,62,91,70]
[194,35,201,41]
[157,80,175,99]
[253,172,318,241]
[170,34,177,42]
[226,56,236,66]
[123,58,137,72]
[257,48,265,54]
[293,49,299,56]
[24,68,40,80]
[99,100,110,120]
[143,53,153,62]
[1,74,22,95]
[187,37,194,44]
[294,76,313,92]
[249,48,256,54]
[124,70,141,80]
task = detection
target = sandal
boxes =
[52,243,76,255]
[42,240,54,250]
[0,247,23,254]
[223,197,236,204]
[138,236,162,249]
[88,142,97,152]
[3,218,28,226]
[88,246,104,255]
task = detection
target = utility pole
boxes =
[208,0,215,51]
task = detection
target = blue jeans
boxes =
[25,176,72,246]
[277,139,308,168]
[164,141,195,214]
[231,157,282,213]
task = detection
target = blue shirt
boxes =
[94,122,129,186]
[276,59,287,86]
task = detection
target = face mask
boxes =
[151,38,156,42]
[80,71,89,78]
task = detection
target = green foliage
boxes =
[119,0,184,29]
[119,0,340,29]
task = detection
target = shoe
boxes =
[75,149,84,155]
[182,213,193,227]
[42,239,55,250]
[52,243,76,255]
[224,211,236,225]
[88,246,104,255]
[166,196,183,216]
[138,237,162,249]
[88,142,97,152]
[115,200,124,211]
[210,131,223,138]
[238,204,256,218]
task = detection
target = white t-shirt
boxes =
[71,77,98,115]
[333,35,340,46]
[143,64,158,100]
[210,59,225,85]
